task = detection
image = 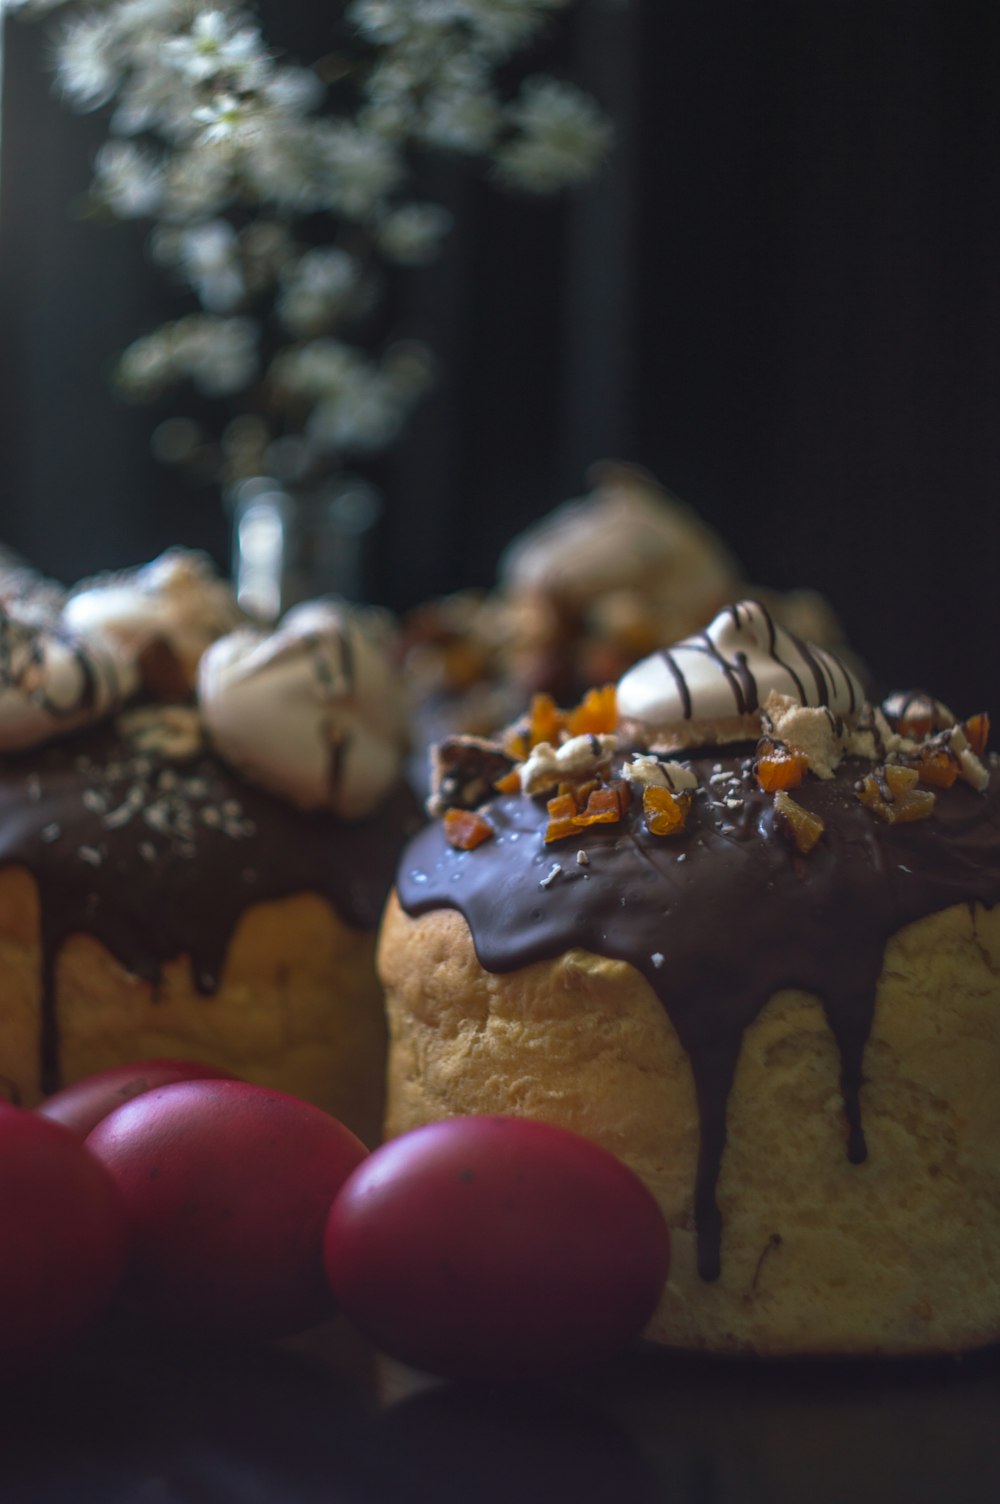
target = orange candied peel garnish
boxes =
[443,808,495,850]
[754,739,810,793]
[773,790,825,855]
[573,781,630,828]
[493,769,522,795]
[565,684,618,738]
[642,785,692,837]
[545,779,631,841]
[915,749,959,790]
[529,692,564,750]
[545,791,579,844]
[964,713,990,758]
[857,764,936,824]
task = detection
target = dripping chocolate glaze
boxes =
[0,722,420,1094]
[397,749,1000,1280]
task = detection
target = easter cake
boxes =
[0,550,416,1145]
[380,601,1000,1355]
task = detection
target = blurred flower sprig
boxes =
[5,0,612,488]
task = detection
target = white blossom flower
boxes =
[260,65,325,119]
[110,55,201,141]
[495,75,612,192]
[270,338,367,401]
[117,314,260,398]
[172,219,246,312]
[117,328,178,398]
[237,118,328,210]
[193,92,261,145]
[276,248,371,336]
[163,11,270,87]
[93,140,165,217]
[171,314,259,396]
[307,373,407,454]
[13,0,610,479]
[375,202,453,265]
[349,0,567,59]
[316,120,403,220]
[416,53,500,152]
[161,145,234,219]
[55,14,121,108]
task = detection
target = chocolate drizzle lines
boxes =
[398,752,1000,1282]
[659,650,692,718]
[758,600,808,704]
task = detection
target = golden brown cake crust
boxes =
[379,892,1000,1356]
[1,865,387,1146]
[0,866,384,1143]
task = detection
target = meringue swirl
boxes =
[0,604,136,753]
[198,599,406,818]
[617,599,865,735]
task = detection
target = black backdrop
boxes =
[2,1,999,718]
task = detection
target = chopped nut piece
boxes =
[754,739,810,792]
[643,785,692,837]
[622,753,697,793]
[118,704,203,761]
[773,790,826,854]
[443,808,495,850]
[519,732,617,797]
[428,735,515,816]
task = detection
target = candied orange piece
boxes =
[443,808,494,850]
[545,791,579,844]
[642,785,692,837]
[755,741,810,792]
[965,713,990,757]
[565,684,618,737]
[857,768,936,825]
[916,750,958,789]
[558,777,599,808]
[894,790,937,823]
[773,790,825,855]
[882,763,919,798]
[494,769,522,795]
[529,693,564,749]
[572,786,623,827]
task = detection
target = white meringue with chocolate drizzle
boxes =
[198,599,406,818]
[617,599,866,751]
[63,548,243,699]
[0,603,137,752]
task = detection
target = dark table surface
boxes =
[3,1320,999,1504]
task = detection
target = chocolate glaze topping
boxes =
[0,722,420,1094]
[397,749,1000,1279]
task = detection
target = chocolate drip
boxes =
[0,723,420,1094]
[397,751,1000,1279]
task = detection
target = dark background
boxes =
[2,1,999,718]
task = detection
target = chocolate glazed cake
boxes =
[0,553,417,1145]
[380,602,1000,1355]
